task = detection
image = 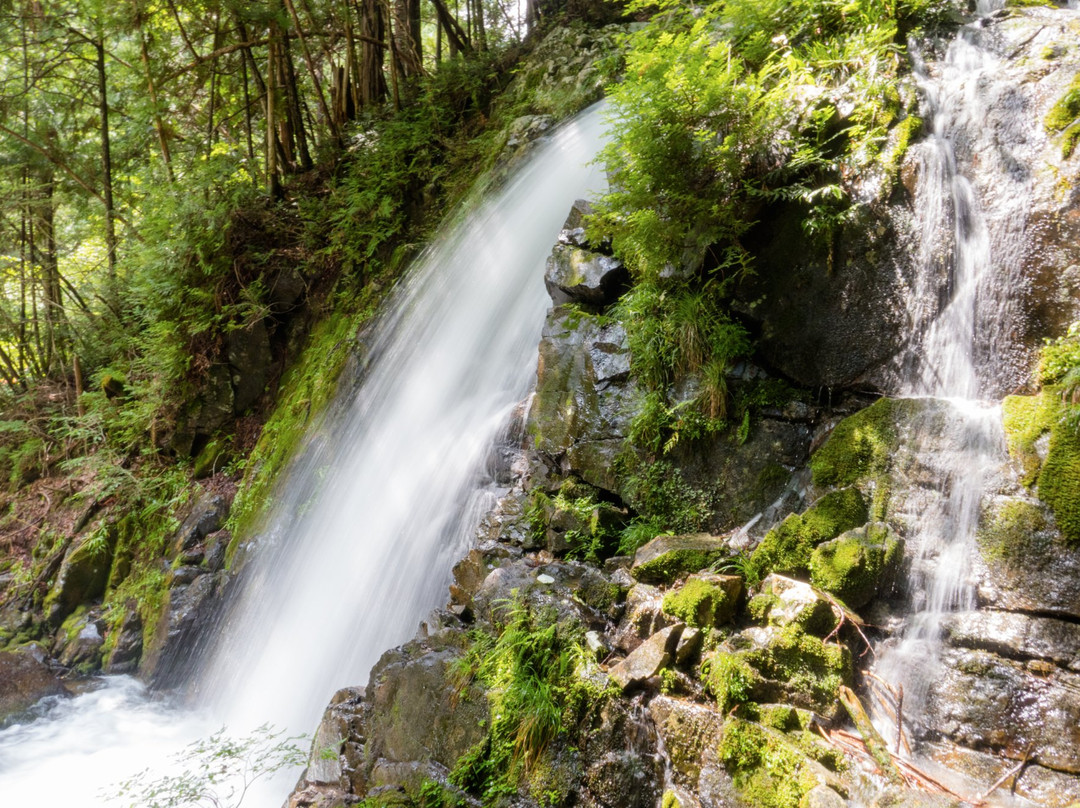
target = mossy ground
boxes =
[662,577,736,628]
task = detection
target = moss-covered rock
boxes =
[1001,391,1080,544]
[809,524,902,609]
[661,574,742,628]
[748,488,868,582]
[810,399,903,488]
[43,529,116,626]
[631,533,731,584]
[753,576,840,638]
[718,623,852,720]
[717,719,841,808]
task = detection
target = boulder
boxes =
[607,624,683,692]
[809,523,903,609]
[172,491,231,555]
[661,574,742,628]
[631,534,731,584]
[0,644,68,724]
[142,572,223,687]
[103,601,143,674]
[648,696,726,789]
[44,532,116,626]
[613,583,674,652]
[544,244,627,306]
[54,609,105,671]
[754,575,839,637]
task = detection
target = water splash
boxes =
[0,103,609,807]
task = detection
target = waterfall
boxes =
[0,103,608,807]
[871,2,1025,762]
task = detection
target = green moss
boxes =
[663,577,737,628]
[740,625,852,715]
[1038,421,1080,544]
[748,488,868,581]
[1006,0,1055,7]
[882,115,923,185]
[808,524,901,609]
[661,791,681,808]
[810,398,901,488]
[634,548,727,585]
[1047,73,1080,158]
[226,310,358,564]
[1002,393,1057,484]
[1062,122,1080,160]
[977,499,1048,563]
[1001,391,1080,544]
[702,651,759,713]
[717,719,821,808]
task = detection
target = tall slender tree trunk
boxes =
[267,24,282,199]
[95,37,117,297]
[392,0,422,82]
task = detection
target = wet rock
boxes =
[585,630,609,661]
[674,627,702,665]
[803,785,847,808]
[614,583,674,652]
[142,572,222,687]
[54,610,105,671]
[923,740,1080,807]
[172,491,230,555]
[558,198,593,248]
[870,788,963,808]
[607,624,683,692]
[544,244,628,306]
[648,696,726,790]
[0,644,68,724]
[103,601,143,674]
[361,635,487,786]
[529,305,638,493]
[926,648,1080,774]
[631,534,731,584]
[974,495,1080,622]
[942,610,1080,670]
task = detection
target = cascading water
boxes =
[870,0,1028,785]
[0,103,608,806]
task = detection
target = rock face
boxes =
[0,644,68,725]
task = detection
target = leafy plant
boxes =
[113,724,307,808]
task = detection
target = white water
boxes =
[0,104,607,806]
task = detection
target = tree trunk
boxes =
[283,0,339,143]
[134,2,174,181]
[95,37,118,296]
[358,0,387,107]
[266,25,282,199]
[392,0,422,82]
[280,30,312,170]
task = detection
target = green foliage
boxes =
[718,719,821,808]
[450,599,616,803]
[618,458,713,535]
[748,487,868,582]
[114,724,307,808]
[617,516,671,556]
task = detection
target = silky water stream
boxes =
[0,104,608,807]
[867,2,1038,801]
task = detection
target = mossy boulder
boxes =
[752,576,840,638]
[809,524,903,609]
[717,718,846,808]
[725,624,853,719]
[810,398,907,488]
[662,574,742,628]
[631,533,731,584]
[43,531,116,626]
[748,488,868,582]
[544,244,628,306]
